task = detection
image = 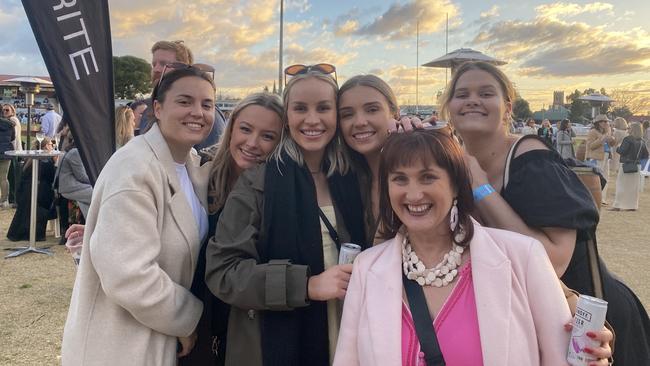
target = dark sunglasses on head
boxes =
[153,62,216,100]
[284,63,337,85]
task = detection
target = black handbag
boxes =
[622,142,643,173]
[622,161,639,173]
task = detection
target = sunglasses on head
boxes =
[284,63,337,85]
[153,62,216,100]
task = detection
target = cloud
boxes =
[335,20,359,37]
[285,20,312,37]
[535,2,614,21]
[350,0,460,41]
[471,4,650,77]
[283,43,357,66]
[286,0,311,13]
[375,65,445,105]
[480,5,500,20]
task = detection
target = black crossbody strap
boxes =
[403,274,446,366]
[318,207,340,249]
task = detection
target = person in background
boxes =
[56,134,93,219]
[642,121,650,175]
[2,104,22,151]
[140,40,226,149]
[537,118,554,147]
[440,61,649,365]
[521,118,537,135]
[40,103,62,138]
[114,105,135,148]
[61,66,215,365]
[586,114,615,205]
[130,100,147,136]
[7,138,56,241]
[610,117,629,174]
[611,122,649,211]
[2,104,22,207]
[0,115,16,208]
[556,119,576,160]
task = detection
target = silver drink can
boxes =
[567,295,608,366]
[338,243,361,265]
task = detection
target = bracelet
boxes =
[473,184,495,202]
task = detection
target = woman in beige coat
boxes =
[585,115,615,204]
[610,117,629,173]
[61,66,215,365]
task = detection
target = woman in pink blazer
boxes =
[334,129,573,365]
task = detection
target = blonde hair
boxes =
[440,61,516,129]
[2,104,16,117]
[272,72,348,176]
[151,40,193,64]
[115,105,134,147]
[629,122,643,138]
[613,117,628,130]
[207,92,283,213]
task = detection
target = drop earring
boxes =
[449,198,458,231]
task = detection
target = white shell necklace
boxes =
[402,234,464,287]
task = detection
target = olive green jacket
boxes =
[204,163,354,366]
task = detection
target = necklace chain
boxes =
[402,234,464,287]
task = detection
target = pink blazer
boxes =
[333,222,572,366]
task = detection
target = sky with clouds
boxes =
[1,0,649,112]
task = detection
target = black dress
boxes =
[502,148,650,365]
[7,158,57,241]
[178,210,229,366]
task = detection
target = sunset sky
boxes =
[1,0,649,112]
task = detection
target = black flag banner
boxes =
[22,0,115,185]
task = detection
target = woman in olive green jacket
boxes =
[205,67,367,366]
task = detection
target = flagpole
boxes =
[445,12,448,86]
[278,0,284,95]
[416,20,419,115]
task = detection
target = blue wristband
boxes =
[473,184,495,202]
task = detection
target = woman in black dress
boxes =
[439,61,649,365]
[7,138,57,241]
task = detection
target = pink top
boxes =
[401,261,484,366]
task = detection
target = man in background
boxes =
[139,40,225,149]
[40,104,62,138]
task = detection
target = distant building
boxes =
[553,91,564,107]
[400,105,437,118]
[216,99,240,113]
[0,74,58,116]
[532,104,570,123]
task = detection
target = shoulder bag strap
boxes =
[318,207,340,249]
[634,140,643,163]
[403,274,446,366]
[502,136,524,188]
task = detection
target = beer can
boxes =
[567,295,608,366]
[338,243,361,265]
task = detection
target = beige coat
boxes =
[62,124,212,366]
[585,128,611,161]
